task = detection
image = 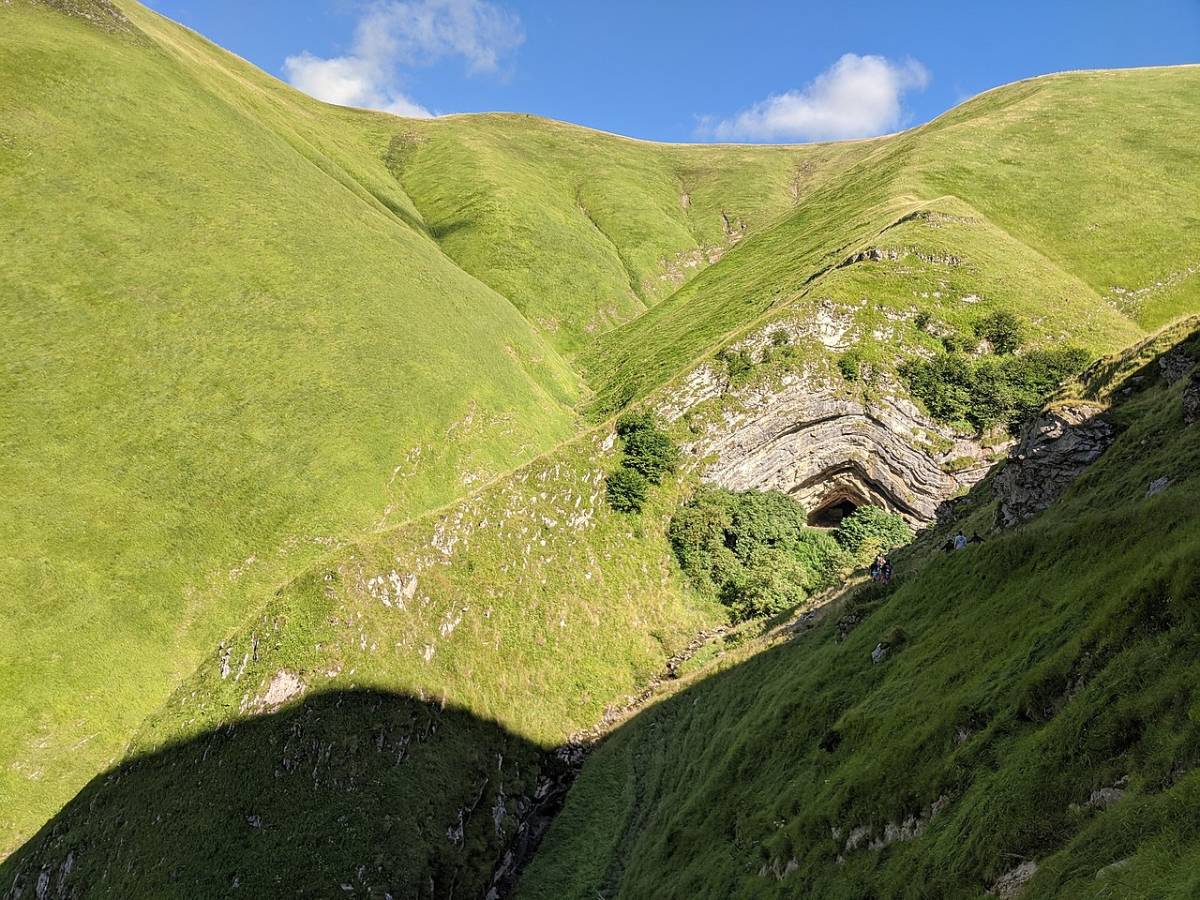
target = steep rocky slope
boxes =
[518,321,1200,899]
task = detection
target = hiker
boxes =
[870,555,885,582]
[881,558,894,584]
[942,538,955,553]
[952,531,968,551]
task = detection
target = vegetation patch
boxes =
[901,347,1091,432]
[834,506,914,563]
[605,411,679,513]
[669,487,851,621]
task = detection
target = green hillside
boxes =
[520,320,1200,899]
[389,115,874,352]
[0,0,850,851]
[583,65,1200,414]
[3,0,1200,895]
[0,0,587,850]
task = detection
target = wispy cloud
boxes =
[699,53,930,142]
[284,0,524,118]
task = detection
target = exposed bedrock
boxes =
[658,368,998,524]
[995,404,1116,527]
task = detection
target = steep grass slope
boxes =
[520,322,1200,899]
[389,116,875,352]
[583,66,1200,414]
[0,0,585,851]
[4,0,1200,890]
[0,426,726,897]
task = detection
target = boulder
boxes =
[996,405,1115,527]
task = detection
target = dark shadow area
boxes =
[807,496,859,528]
[1,690,558,900]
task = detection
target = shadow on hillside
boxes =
[1,689,559,900]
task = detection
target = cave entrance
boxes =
[808,497,859,528]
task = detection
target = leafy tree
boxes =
[835,506,913,562]
[900,347,1090,433]
[975,310,1025,355]
[605,467,648,513]
[669,487,851,621]
[622,428,679,483]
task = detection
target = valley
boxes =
[1,2,1198,897]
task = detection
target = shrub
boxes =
[900,347,1091,433]
[669,487,852,621]
[770,328,792,347]
[615,409,657,436]
[835,506,913,562]
[606,410,679,512]
[606,467,648,513]
[975,310,1025,355]
[622,427,679,484]
[838,349,865,383]
[719,347,754,381]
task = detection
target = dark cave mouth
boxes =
[807,496,860,528]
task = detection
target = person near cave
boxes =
[881,557,894,584]
[952,531,968,551]
[870,554,885,582]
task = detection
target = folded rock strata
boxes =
[659,366,996,524]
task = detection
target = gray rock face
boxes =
[996,405,1116,527]
[1184,370,1200,425]
[989,860,1038,898]
[1159,347,1194,385]
[661,370,995,524]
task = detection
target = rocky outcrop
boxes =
[1159,347,1194,385]
[661,369,994,524]
[1184,370,1199,425]
[996,405,1115,527]
[989,860,1038,898]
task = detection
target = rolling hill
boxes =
[1,1,1198,896]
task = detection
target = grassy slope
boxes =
[583,66,1200,414]
[519,321,1200,899]
[0,0,583,851]
[3,4,1199,892]
[0,427,725,897]
[389,115,874,353]
[907,67,1200,330]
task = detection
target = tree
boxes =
[605,467,649,513]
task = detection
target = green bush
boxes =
[975,310,1025,355]
[770,328,792,348]
[615,412,679,484]
[622,428,678,484]
[900,347,1090,432]
[719,347,754,381]
[669,487,852,621]
[838,349,864,382]
[605,410,679,512]
[615,409,657,436]
[605,467,648,513]
[835,506,914,562]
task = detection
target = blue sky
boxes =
[144,0,1200,142]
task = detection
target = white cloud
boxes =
[283,0,524,118]
[702,54,930,142]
